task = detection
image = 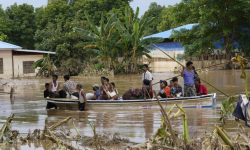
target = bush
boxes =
[92,63,105,70]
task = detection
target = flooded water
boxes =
[0,70,250,149]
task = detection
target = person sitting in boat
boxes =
[111,82,119,97]
[91,84,103,100]
[168,80,174,89]
[44,83,57,109]
[102,78,118,100]
[142,64,153,100]
[49,75,60,98]
[76,83,87,111]
[170,77,183,98]
[181,61,197,97]
[157,80,171,98]
[195,78,207,95]
[44,83,50,98]
[62,75,79,99]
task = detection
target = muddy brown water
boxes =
[0,70,250,149]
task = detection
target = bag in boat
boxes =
[232,94,250,127]
[86,93,94,100]
[108,91,116,97]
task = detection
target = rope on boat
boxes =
[152,43,230,97]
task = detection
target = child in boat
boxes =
[170,77,183,98]
[44,83,57,109]
[44,83,50,98]
[76,83,87,111]
[157,80,171,98]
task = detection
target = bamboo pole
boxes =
[152,44,230,97]
[154,90,177,147]
[49,116,72,131]
[216,125,234,149]
[0,114,14,141]
[152,60,231,86]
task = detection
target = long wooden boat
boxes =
[46,93,216,110]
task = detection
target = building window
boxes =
[0,58,3,74]
[23,61,35,74]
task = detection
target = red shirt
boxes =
[196,83,207,95]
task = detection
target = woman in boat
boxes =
[102,78,118,100]
[157,80,171,98]
[170,77,183,98]
[181,61,197,97]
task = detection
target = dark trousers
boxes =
[78,102,85,111]
[46,102,57,109]
[72,92,79,98]
[160,93,167,98]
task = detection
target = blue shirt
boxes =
[183,69,195,85]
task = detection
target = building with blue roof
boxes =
[144,24,232,71]
[0,41,55,78]
[144,24,198,71]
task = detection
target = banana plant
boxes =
[74,11,118,68]
[32,54,56,77]
[116,7,164,72]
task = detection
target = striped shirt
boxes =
[62,80,77,95]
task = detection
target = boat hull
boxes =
[46,93,216,110]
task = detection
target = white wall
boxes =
[13,55,43,77]
[0,50,13,78]
[149,50,184,59]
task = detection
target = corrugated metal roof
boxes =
[14,49,56,54]
[149,42,184,51]
[0,41,22,49]
[144,23,198,39]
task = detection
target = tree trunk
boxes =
[201,54,204,69]
[224,37,233,70]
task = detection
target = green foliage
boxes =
[142,2,165,35]
[168,0,250,61]
[92,63,105,70]
[116,7,164,73]
[60,58,85,75]
[5,3,36,49]
[72,0,132,25]
[220,96,238,126]
[32,54,56,77]
[170,25,216,57]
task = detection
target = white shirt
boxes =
[51,81,58,92]
[142,70,153,81]
[79,89,85,103]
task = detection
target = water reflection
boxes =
[0,70,250,149]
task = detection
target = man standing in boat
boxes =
[49,75,60,98]
[142,64,153,100]
[62,75,79,99]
